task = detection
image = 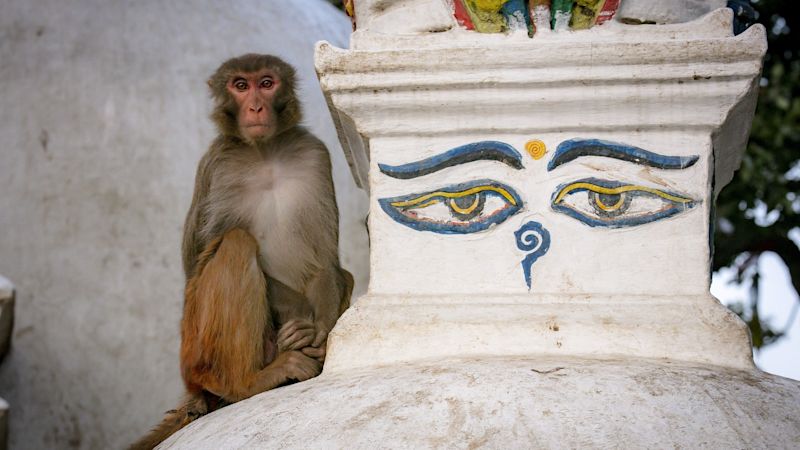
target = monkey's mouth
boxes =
[242,124,272,136]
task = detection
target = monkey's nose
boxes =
[249,104,264,113]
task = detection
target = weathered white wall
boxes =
[0,1,367,448]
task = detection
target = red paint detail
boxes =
[595,0,620,25]
[453,0,476,30]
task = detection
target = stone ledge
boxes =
[162,355,800,449]
[323,293,753,372]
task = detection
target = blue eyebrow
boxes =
[547,139,699,171]
[379,141,524,179]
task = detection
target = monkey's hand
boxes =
[276,319,316,352]
[273,350,322,383]
[298,321,330,363]
[301,343,326,362]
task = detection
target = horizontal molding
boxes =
[325,293,754,372]
[316,24,766,75]
[320,62,760,92]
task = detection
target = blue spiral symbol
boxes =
[514,221,551,290]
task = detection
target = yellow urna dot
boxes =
[525,140,547,160]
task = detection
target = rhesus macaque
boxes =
[131,54,353,449]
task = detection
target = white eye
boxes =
[552,178,697,228]
[403,193,507,224]
[379,180,523,234]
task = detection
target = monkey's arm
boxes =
[182,151,215,280]
[304,143,348,348]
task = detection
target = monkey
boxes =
[131,54,353,449]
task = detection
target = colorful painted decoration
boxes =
[463,0,507,33]
[449,0,619,34]
[594,0,621,26]
[379,141,524,179]
[570,0,605,30]
[501,0,533,35]
[514,221,551,289]
[379,179,523,234]
[547,138,699,171]
[344,0,356,30]
[551,0,574,31]
[525,139,547,160]
[453,0,476,29]
[551,177,697,227]
[529,0,552,34]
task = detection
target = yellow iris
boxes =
[593,193,626,211]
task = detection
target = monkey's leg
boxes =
[181,228,320,403]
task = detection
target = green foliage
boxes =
[713,0,800,348]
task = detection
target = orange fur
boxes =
[181,228,276,400]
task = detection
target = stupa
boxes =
[163,4,800,448]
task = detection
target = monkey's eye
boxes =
[233,79,248,91]
[260,77,274,89]
[551,178,697,228]
[379,180,522,234]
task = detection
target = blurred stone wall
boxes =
[0,1,367,448]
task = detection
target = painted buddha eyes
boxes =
[379,180,522,234]
[552,178,696,227]
[378,139,699,234]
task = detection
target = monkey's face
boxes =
[227,69,281,142]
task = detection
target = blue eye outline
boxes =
[379,179,523,234]
[551,177,699,228]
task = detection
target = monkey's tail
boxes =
[129,393,207,450]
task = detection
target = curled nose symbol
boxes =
[514,221,551,290]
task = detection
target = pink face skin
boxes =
[227,69,281,141]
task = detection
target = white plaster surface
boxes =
[354,0,456,35]
[0,1,367,449]
[617,0,728,24]
[163,356,800,449]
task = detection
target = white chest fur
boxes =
[243,159,316,291]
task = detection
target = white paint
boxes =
[0,1,367,448]
[617,0,728,24]
[353,0,456,35]
[163,357,800,449]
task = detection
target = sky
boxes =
[711,252,800,380]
